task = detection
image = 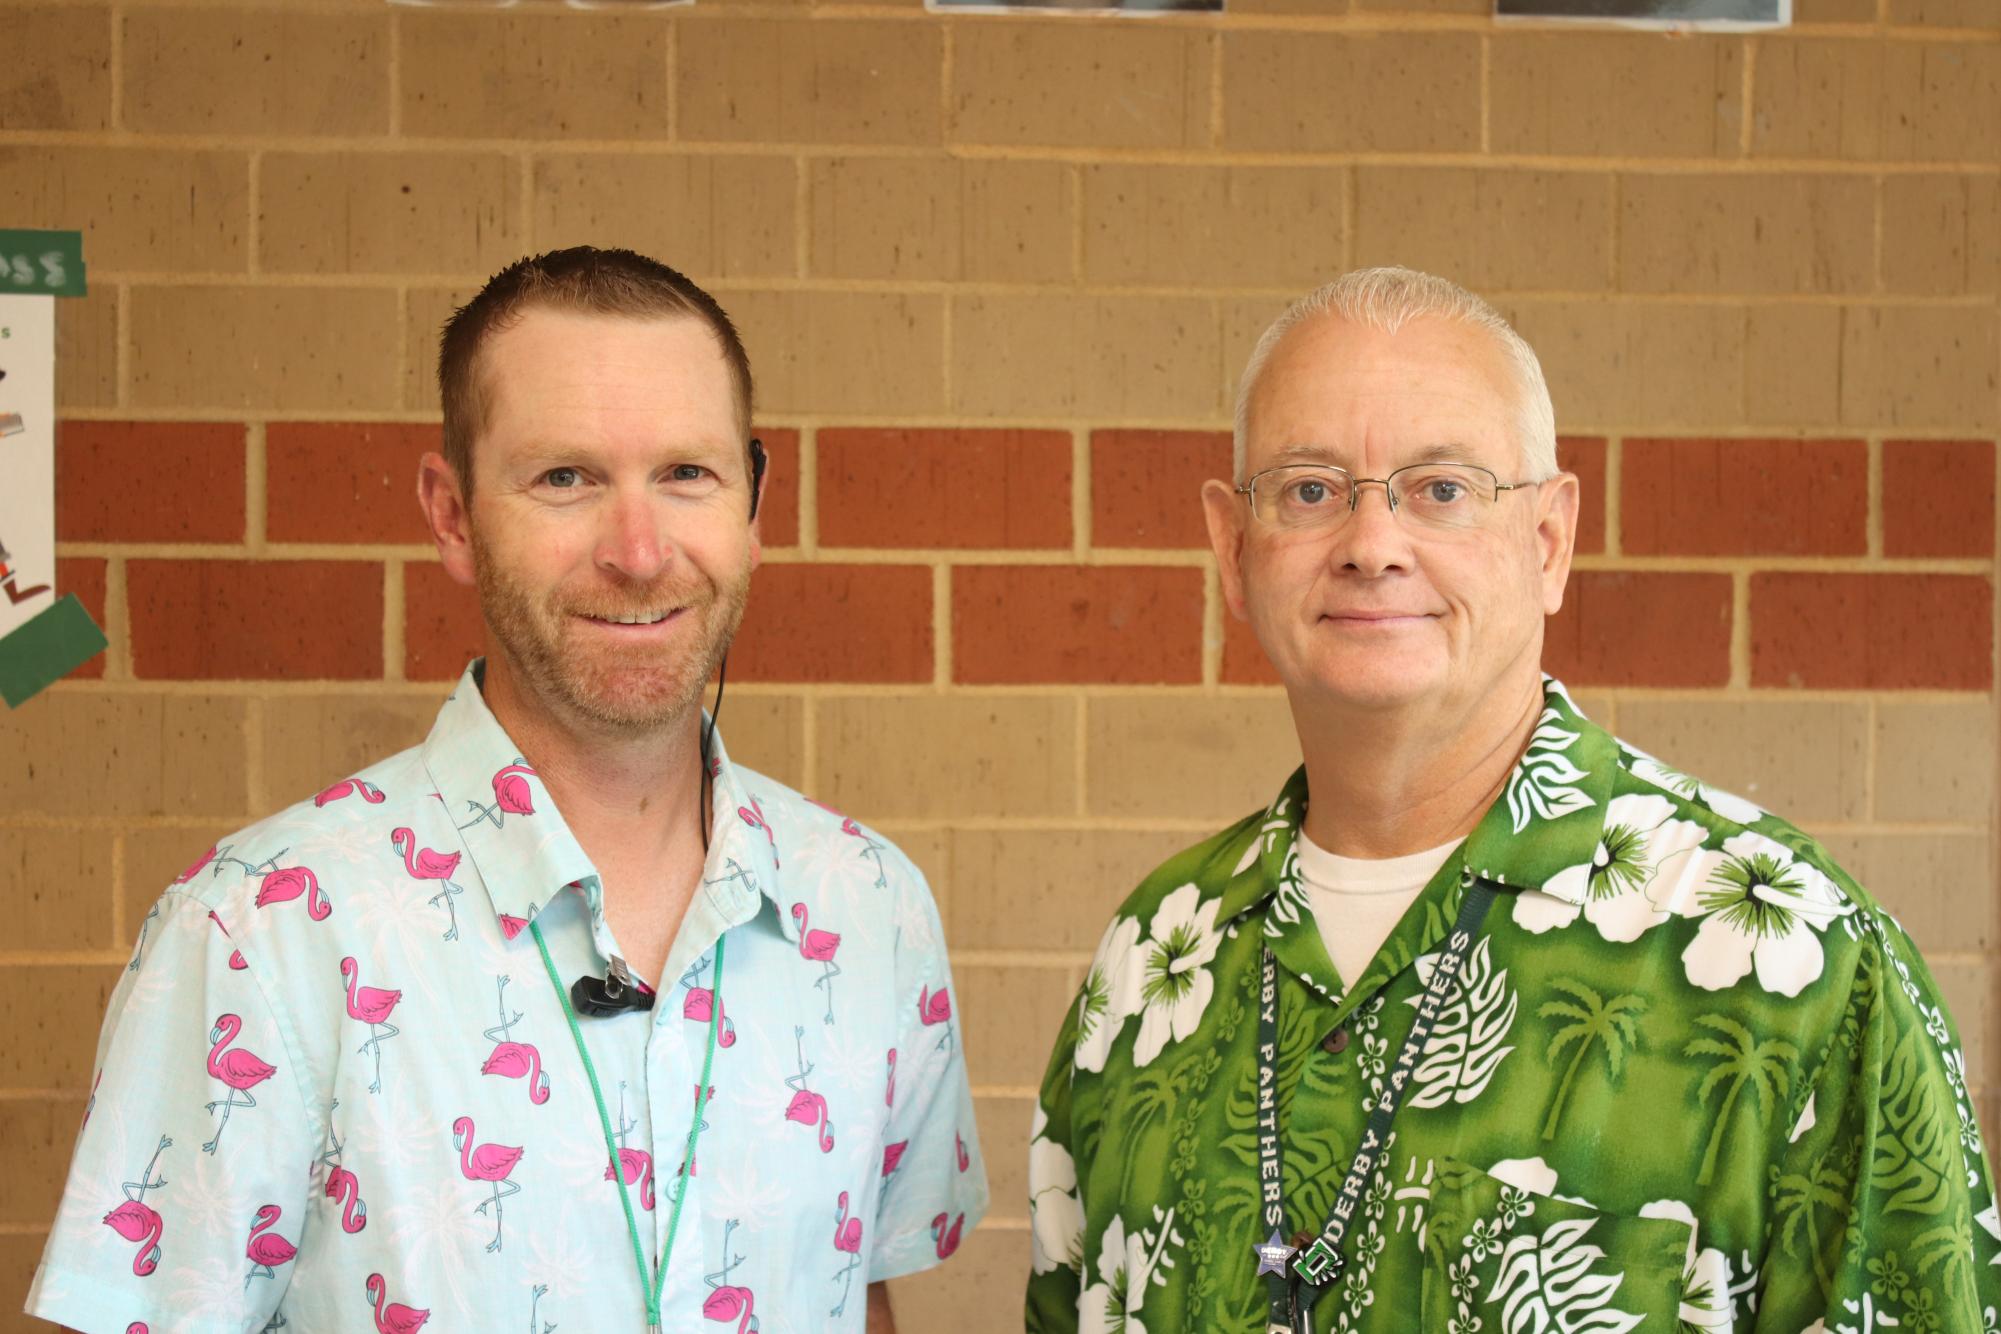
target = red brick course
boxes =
[1543,571,1733,686]
[403,561,483,682]
[819,428,1071,549]
[267,422,437,545]
[1621,437,1866,557]
[54,557,107,680]
[732,563,933,683]
[1559,436,1607,556]
[953,565,1203,684]
[130,559,382,679]
[57,421,246,543]
[753,428,801,548]
[1751,573,1993,689]
[1091,429,1231,549]
[1882,439,1995,558]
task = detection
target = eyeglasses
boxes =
[1234,462,1540,533]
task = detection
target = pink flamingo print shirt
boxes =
[28,662,988,1334]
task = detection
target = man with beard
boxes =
[1025,267,1998,1332]
[29,248,986,1334]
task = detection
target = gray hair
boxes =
[1232,266,1559,484]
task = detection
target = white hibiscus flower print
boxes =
[1075,916,1142,1074]
[1130,885,1224,1069]
[1076,1215,1149,1334]
[1504,707,1595,834]
[1639,1199,1733,1331]
[1676,831,1851,997]
[1029,1129,1085,1276]
[1627,751,1764,827]
[1513,794,1710,941]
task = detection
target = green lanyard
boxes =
[532,923,725,1334]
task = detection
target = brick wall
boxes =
[2,0,1997,1326]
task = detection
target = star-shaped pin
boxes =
[1253,1229,1295,1277]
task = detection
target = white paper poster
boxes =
[0,293,55,640]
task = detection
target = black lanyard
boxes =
[1257,872,1498,1334]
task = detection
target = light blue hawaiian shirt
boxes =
[29,661,987,1334]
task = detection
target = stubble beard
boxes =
[471,536,750,735]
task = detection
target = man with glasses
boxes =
[1026,267,1999,1332]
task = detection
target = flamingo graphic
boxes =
[215,845,284,879]
[460,760,536,830]
[315,778,386,807]
[244,1204,298,1287]
[931,1211,964,1259]
[918,983,953,1055]
[840,817,889,889]
[320,1103,367,1233]
[390,827,463,941]
[254,864,332,922]
[783,1026,834,1153]
[885,1049,896,1107]
[680,955,737,1047]
[452,1114,524,1253]
[126,1324,148,1333]
[790,903,842,1025]
[498,913,530,941]
[340,957,402,1094]
[174,844,220,884]
[738,798,778,867]
[603,1083,655,1211]
[204,1014,277,1154]
[103,1135,170,1276]
[702,1219,758,1333]
[956,1131,970,1173]
[365,1273,430,1333]
[208,912,248,971]
[882,1141,907,1177]
[128,902,161,972]
[830,1189,864,1316]
[528,1283,552,1334]
[479,976,550,1105]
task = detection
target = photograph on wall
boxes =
[1497,0,1788,25]
[928,0,1222,12]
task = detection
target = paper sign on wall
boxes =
[1496,0,1788,26]
[0,229,106,709]
[927,0,1222,10]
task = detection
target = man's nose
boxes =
[595,490,675,581]
[1332,481,1412,575]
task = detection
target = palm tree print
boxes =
[1772,1148,1849,1295]
[1685,1014,1797,1185]
[1536,979,1646,1141]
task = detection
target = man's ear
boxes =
[1201,478,1250,621]
[1535,471,1581,616]
[417,452,478,589]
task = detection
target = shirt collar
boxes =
[420,660,789,944]
[1216,675,1619,926]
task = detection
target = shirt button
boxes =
[1321,1027,1350,1055]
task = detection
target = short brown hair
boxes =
[438,247,754,494]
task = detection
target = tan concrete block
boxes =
[401,12,668,140]
[1619,173,1875,295]
[810,157,962,281]
[1357,0,1486,10]
[1882,174,2001,298]
[2,829,116,953]
[1839,304,2000,430]
[123,824,240,928]
[681,18,940,145]
[1081,165,1346,290]
[973,1094,1035,1224]
[1873,699,1996,825]
[887,1223,1032,1328]
[943,828,1199,954]
[1501,300,1746,431]
[403,285,481,413]
[0,147,248,274]
[955,23,1208,151]
[1755,39,2001,163]
[1813,832,1993,954]
[951,293,1221,420]
[257,692,445,812]
[0,1098,87,1225]
[2,5,111,130]
[964,159,1076,286]
[0,964,122,1089]
[56,285,118,411]
[0,693,249,821]
[717,693,806,793]
[0,1231,49,1331]
[123,8,388,136]
[1232,0,1350,10]
[814,696,1077,820]
[723,289,945,416]
[129,286,401,413]
[1492,33,1742,158]
[533,154,795,280]
[1933,961,1990,1090]
[1353,168,1612,293]
[958,963,1077,1087]
[1744,303,1844,426]
[1085,696,1300,822]
[1223,31,1481,154]
[1889,0,2001,27]
[1614,699,1871,824]
[1223,294,1293,410]
[870,825,950,915]
[1795,0,1878,17]
[260,153,523,278]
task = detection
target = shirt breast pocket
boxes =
[1418,1158,1693,1333]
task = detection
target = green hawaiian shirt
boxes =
[1027,678,2000,1333]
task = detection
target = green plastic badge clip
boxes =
[0,229,86,297]
[0,595,108,708]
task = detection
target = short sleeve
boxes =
[1025,988,1086,1333]
[26,888,320,1334]
[866,859,990,1283]
[1752,908,2001,1331]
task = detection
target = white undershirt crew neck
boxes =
[1296,832,1460,989]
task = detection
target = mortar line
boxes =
[387,8,403,139]
[1071,428,1092,560]
[1866,436,1884,559]
[244,421,268,551]
[932,563,952,689]
[1202,561,1223,688]
[798,425,820,555]
[1478,33,1492,156]
[247,151,263,276]
[383,558,406,682]
[1074,694,1090,819]
[1737,37,1755,158]
[104,554,131,681]
[794,155,811,278]
[1603,434,1623,557]
[1729,568,1752,688]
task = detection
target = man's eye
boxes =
[670,464,710,483]
[1287,479,1332,506]
[543,467,581,489]
[1422,480,1466,504]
